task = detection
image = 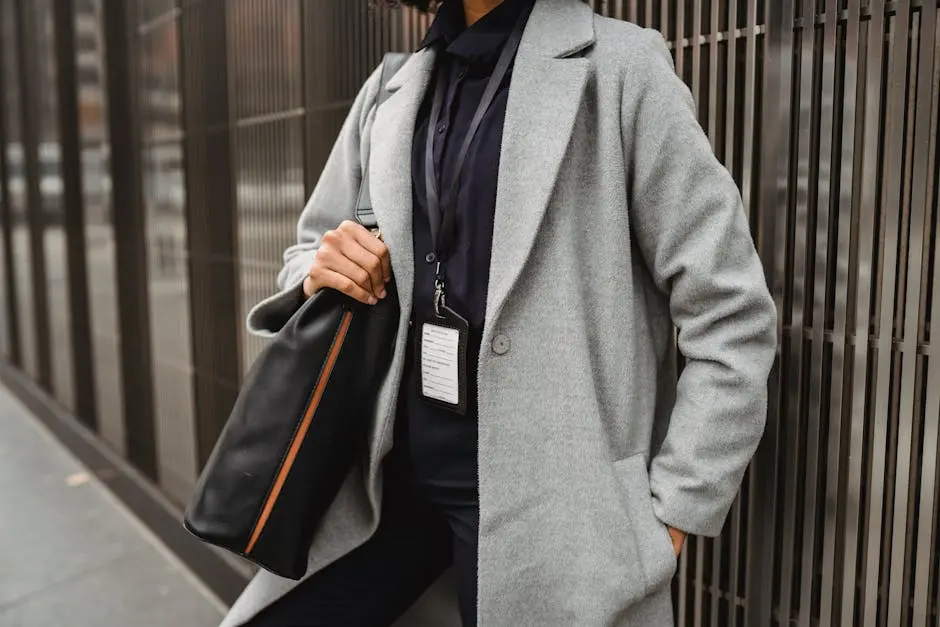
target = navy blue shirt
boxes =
[397,0,533,497]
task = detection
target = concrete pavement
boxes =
[0,384,225,627]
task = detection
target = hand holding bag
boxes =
[183,53,410,580]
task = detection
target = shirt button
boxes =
[425,252,437,264]
[437,122,447,134]
[492,334,511,356]
[457,67,467,79]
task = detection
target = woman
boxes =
[225,0,777,625]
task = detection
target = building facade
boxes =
[0,1,938,625]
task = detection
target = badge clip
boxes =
[433,261,447,316]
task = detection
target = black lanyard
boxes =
[425,5,531,313]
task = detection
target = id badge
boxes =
[415,304,469,415]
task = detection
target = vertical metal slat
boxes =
[818,0,862,622]
[0,0,21,368]
[799,0,839,624]
[691,0,702,116]
[52,0,98,429]
[910,8,940,624]
[13,0,53,389]
[888,0,936,621]
[707,0,721,150]
[102,0,158,479]
[841,0,886,621]
[779,0,816,620]
[862,3,909,624]
[675,0,685,82]
[745,0,795,622]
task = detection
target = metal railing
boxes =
[0,1,937,625]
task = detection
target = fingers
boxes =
[312,268,377,305]
[334,237,385,299]
[667,527,686,556]
[302,275,317,299]
[338,220,391,285]
[307,221,392,305]
[318,246,379,299]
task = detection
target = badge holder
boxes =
[414,277,469,415]
[412,3,532,416]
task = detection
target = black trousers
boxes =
[245,452,479,627]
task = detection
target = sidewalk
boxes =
[0,385,225,627]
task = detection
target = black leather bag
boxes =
[183,53,409,580]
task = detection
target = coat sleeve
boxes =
[245,63,385,337]
[624,30,778,537]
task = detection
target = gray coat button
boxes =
[492,334,511,355]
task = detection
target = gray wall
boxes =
[0,1,938,625]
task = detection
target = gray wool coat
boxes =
[223,1,778,625]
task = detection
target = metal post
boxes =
[0,1,21,367]
[13,0,53,389]
[53,0,98,430]
[178,0,241,467]
[745,0,794,625]
[102,0,158,480]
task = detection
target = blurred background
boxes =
[0,1,937,626]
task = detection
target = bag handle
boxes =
[356,52,411,230]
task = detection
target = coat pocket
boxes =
[613,453,678,595]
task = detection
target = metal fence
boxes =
[0,1,938,625]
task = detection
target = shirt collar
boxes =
[419,0,530,63]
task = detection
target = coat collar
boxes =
[522,0,596,58]
[485,0,594,329]
[371,0,596,324]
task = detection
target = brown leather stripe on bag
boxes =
[244,310,354,555]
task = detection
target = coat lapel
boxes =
[485,0,595,327]
[369,49,436,314]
